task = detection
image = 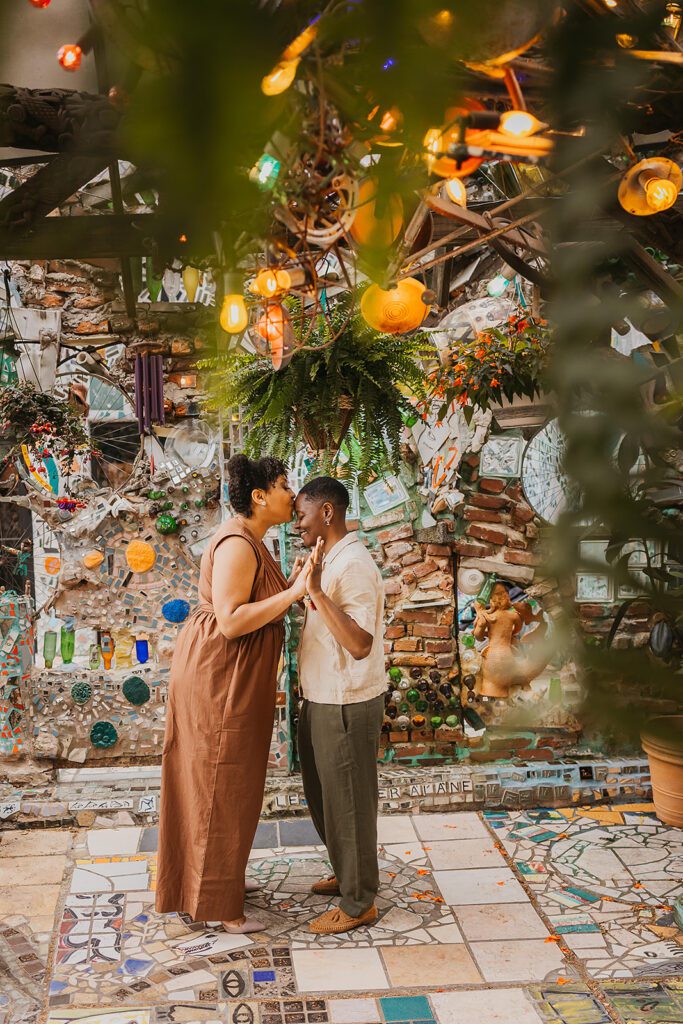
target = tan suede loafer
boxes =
[310,875,341,896]
[309,905,378,934]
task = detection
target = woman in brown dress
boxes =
[156,455,309,933]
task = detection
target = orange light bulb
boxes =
[29,0,52,7]
[219,294,248,335]
[57,44,82,71]
[444,178,467,206]
[498,110,545,138]
[644,176,679,212]
[261,58,300,96]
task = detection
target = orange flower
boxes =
[457,394,468,406]
[491,378,500,386]
[475,347,486,360]
[454,376,463,386]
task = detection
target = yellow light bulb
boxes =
[261,57,300,96]
[644,176,679,212]
[220,294,248,334]
[250,268,292,298]
[444,178,467,206]
[283,21,318,61]
[499,110,545,138]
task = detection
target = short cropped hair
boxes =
[298,475,350,511]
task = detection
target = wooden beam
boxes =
[0,153,109,230]
[0,214,161,259]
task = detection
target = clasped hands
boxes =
[287,537,325,603]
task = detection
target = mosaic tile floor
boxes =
[0,804,681,1024]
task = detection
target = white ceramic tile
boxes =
[430,988,543,1024]
[455,903,549,941]
[292,948,389,992]
[328,998,382,1023]
[70,861,149,894]
[561,931,608,950]
[380,843,426,864]
[413,813,489,841]
[434,867,529,905]
[377,815,418,844]
[470,938,567,982]
[426,838,503,871]
[87,827,142,857]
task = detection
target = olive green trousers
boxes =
[297,694,385,918]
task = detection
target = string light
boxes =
[262,59,300,97]
[28,0,52,7]
[250,268,292,299]
[57,44,82,71]
[249,153,281,189]
[444,178,467,207]
[498,110,545,139]
[219,274,248,335]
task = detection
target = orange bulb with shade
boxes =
[360,278,430,335]
[58,44,83,71]
[262,58,300,96]
[444,178,467,207]
[250,268,292,299]
[498,110,545,139]
[618,157,682,216]
[256,304,291,370]
[423,99,487,178]
[349,179,404,248]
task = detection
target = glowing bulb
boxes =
[444,178,467,206]
[283,19,319,60]
[250,153,281,190]
[220,294,248,335]
[499,110,544,138]
[182,266,201,303]
[602,0,618,6]
[487,274,510,298]
[644,176,679,212]
[29,0,52,8]
[261,58,300,96]
[57,44,83,71]
[250,268,292,299]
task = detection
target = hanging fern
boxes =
[206,298,433,485]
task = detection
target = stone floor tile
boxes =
[0,831,71,858]
[469,938,568,983]
[454,903,550,941]
[0,854,66,885]
[292,948,390,992]
[430,988,544,1024]
[381,995,433,1021]
[381,944,481,986]
[328,997,382,1022]
[425,838,503,871]
[433,867,529,905]
[279,819,321,847]
[377,816,418,845]
[0,883,61,917]
[47,1012,153,1023]
[253,821,279,849]
[413,813,490,842]
[139,827,159,852]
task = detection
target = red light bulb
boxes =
[29,0,52,7]
[57,44,82,71]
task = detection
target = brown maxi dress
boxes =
[155,519,288,922]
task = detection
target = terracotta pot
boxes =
[641,715,683,827]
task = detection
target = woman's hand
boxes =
[288,556,312,602]
[287,555,306,587]
[306,537,325,598]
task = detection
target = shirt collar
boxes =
[323,531,360,569]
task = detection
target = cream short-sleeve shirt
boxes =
[298,532,386,705]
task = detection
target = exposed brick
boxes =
[504,549,540,567]
[504,527,528,550]
[33,293,64,308]
[489,736,534,751]
[413,560,439,580]
[73,320,109,335]
[455,540,495,558]
[438,577,454,591]
[401,552,423,567]
[48,260,93,279]
[467,524,507,546]
[392,743,427,758]
[440,607,454,625]
[384,541,414,560]
[505,482,524,502]
[401,569,418,585]
[385,625,406,639]
[383,580,402,596]
[384,642,392,655]
[436,654,455,668]
[518,747,556,762]
[525,522,539,540]
[389,731,410,744]
[511,502,535,525]
[464,508,505,524]
[468,492,510,511]
[396,608,437,624]
[377,523,414,544]
[72,295,108,310]
[436,725,464,743]
[479,478,506,494]
[426,544,452,557]
[425,640,453,654]
[390,654,437,667]
[393,638,422,652]
[413,624,451,639]
[410,729,433,743]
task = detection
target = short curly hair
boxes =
[227,454,288,517]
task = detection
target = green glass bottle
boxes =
[477,573,497,606]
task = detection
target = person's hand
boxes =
[288,556,312,602]
[287,555,306,587]
[306,537,325,598]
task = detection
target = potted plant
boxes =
[208,298,432,484]
[427,310,551,427]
